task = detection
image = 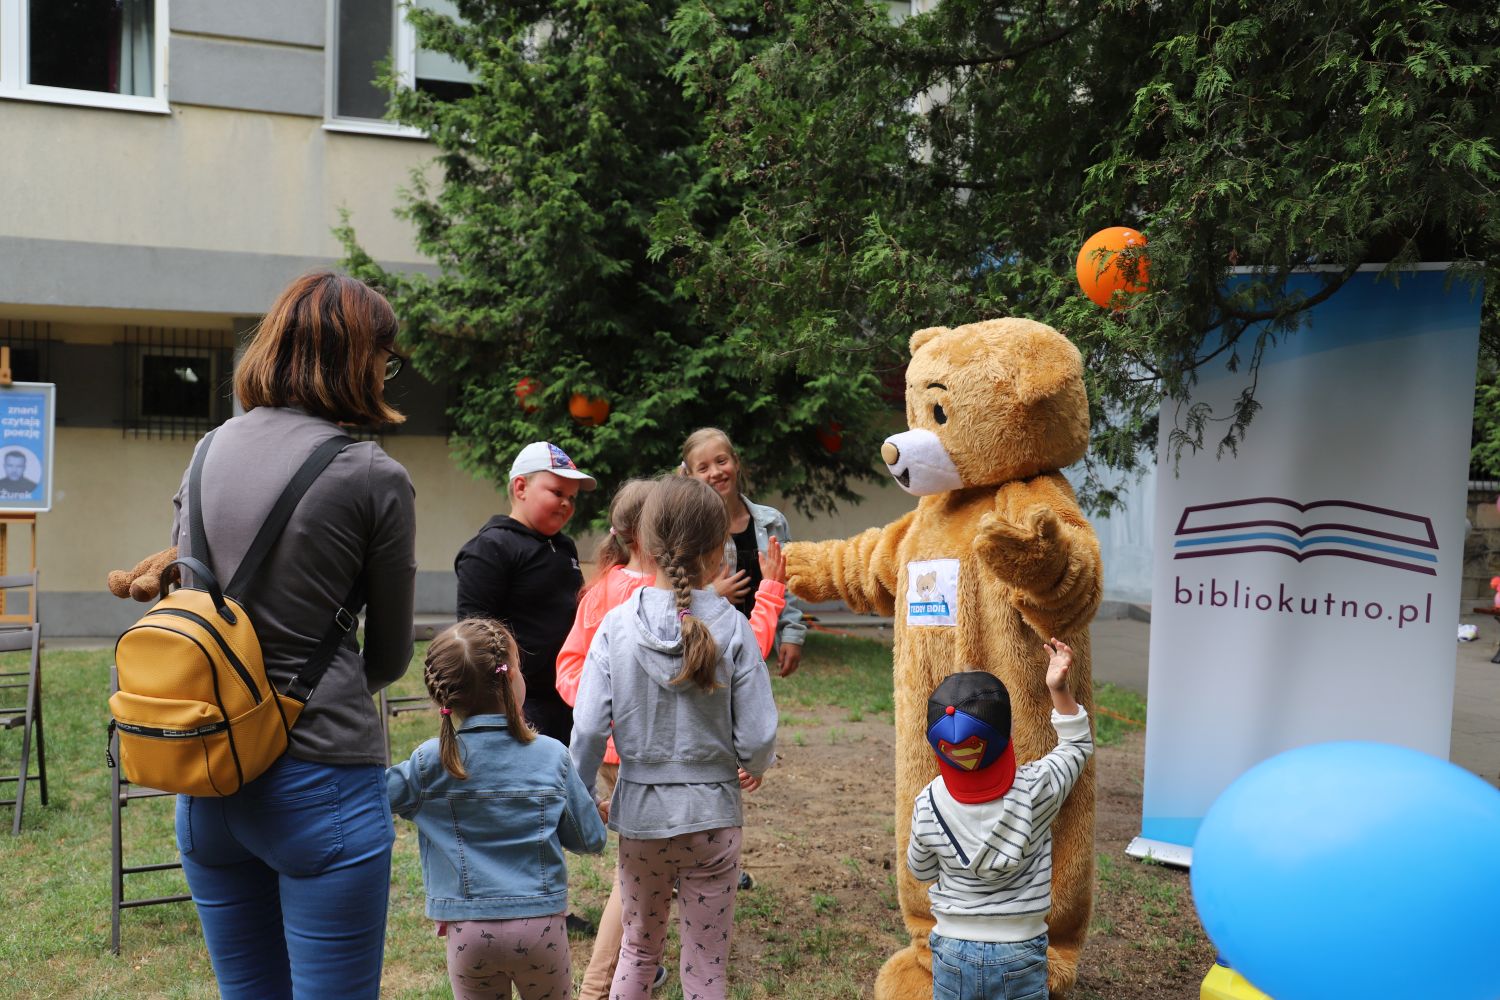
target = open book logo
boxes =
[1173,497,1438,577]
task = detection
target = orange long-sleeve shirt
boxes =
[555,565,786,765]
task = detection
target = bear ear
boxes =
[909,326,949,356]
[1005,329,1084,406]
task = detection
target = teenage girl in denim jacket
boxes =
[387,619,606,1000]
[681,427,806,677]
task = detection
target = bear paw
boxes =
[974,507,1066,591]
[107,546,179,602]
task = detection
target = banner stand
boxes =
[1124,836,1192,869]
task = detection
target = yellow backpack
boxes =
[107,432,360,797]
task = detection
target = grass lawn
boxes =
[0,633,1165,999]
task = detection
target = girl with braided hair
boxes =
[557,479,788,999]
[570,475,779,1000]
[387,618,606,1000]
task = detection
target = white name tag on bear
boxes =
[906,559,959,627]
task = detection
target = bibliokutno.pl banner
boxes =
[1134,265,1483,860]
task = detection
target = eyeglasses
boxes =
[384,350,407,382]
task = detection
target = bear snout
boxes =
[883,429,963,497]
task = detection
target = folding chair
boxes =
[108,666,190,954]
[0,571,45,835]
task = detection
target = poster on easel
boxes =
[0,382,55,513]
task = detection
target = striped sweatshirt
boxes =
[907,708,1093,943]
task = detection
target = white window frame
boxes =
[324,0,428,138]
[0,0,170,114]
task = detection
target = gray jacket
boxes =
[171,407,416,766]
[742,495,806,647]
[571,586,778,840]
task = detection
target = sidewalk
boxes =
[1088,611,1500,790]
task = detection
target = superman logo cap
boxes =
[926,671,1016,803]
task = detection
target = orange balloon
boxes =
[569,393,611,427]
[515,377,542,413]
[1076,227,1149,308]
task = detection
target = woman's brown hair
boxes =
[595,479,655,573]
[422,618,532,779]
[638,475,729,692]
[235,271,405,426]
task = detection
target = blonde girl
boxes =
[387,619,606,1000]
[681,427,806,677]
[571,476,779,1000]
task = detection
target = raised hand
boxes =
[759,535,787,585]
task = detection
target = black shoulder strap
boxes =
[283,575,364,706]
[226,435,353,598]
[193,431,362,708]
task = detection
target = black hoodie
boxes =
[454,515,583,707]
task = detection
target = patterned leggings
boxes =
[612,827,743,1000]
[444,914,570,1000]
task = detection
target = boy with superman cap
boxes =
[907,638,1094,1000]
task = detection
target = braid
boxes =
[642,485,723,695]
[423,648,468,779]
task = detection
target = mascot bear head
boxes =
[882,317,1089,496]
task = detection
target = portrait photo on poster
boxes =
[0,383,56,513]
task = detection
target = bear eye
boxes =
[933,403,947,425]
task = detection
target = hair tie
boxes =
[496,663,508,675]
[678,608,692,620]
[440,707,452,716]
[609,526,617,536]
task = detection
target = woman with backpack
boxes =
[168,271,416,999]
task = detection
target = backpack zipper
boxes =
[131,616,263,705]
[114,718,230,739]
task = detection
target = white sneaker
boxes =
[651,964,669,992]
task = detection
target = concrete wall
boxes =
[0,100,435,291]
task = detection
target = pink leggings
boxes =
[612,827,743,1000]
[444,914,570,1000]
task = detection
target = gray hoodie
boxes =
[570,586,778,840]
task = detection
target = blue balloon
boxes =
[1191,741,1500,1000]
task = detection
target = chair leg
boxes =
[110,688,124,955]
[33,669,45,806]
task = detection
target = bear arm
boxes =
[785,514,912,616]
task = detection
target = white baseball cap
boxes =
[508,441,597,490]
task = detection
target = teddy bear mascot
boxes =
[785,317,1102,997]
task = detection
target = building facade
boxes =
[0,0,921,635]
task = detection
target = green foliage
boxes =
[338,1,885,518]
[655,0,1500,510]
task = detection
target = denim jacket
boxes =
[743,495,806,647]
[386,713,606,920]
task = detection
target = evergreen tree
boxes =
[339,0,885,516]
[655,0,1499,506]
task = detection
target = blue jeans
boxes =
[930,931,1049,1000]
[175,755,394,1000]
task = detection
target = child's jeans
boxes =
[445,915,570,1000]
[612,826,742,1000]
[929,931,1049,1000]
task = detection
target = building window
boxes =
[0,321,52,383]
[327,0,475,133]
[122,328,234,439]
[0,0,168,113]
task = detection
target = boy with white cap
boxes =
[456,441,597,745]
[907,639,1093,999]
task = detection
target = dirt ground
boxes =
[721,699,1218,999]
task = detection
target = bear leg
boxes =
[873,939,931,1000]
